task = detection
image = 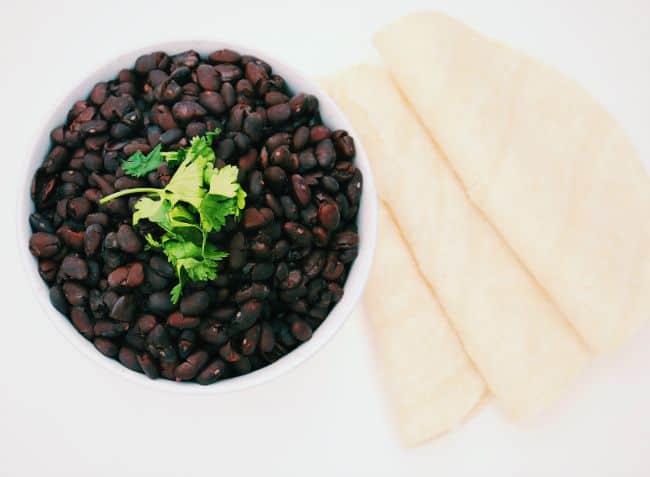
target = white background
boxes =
[1,1,649,476]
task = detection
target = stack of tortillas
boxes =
[321,11,650,446]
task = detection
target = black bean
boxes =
[280,196,298,221]
[315,139,336,169]
[90,82,109,105]
[145,266,169,291]
[179,290,210,316]
[263,166,288,194]
[298,149,317,171]
[67,197,91,221]
[291,319,313,342]
[231,299,262,333]
[243,112,265,143]
[332,161,356,182]
[87,260,100,287]
[166,311,200,330]
[265,132,291,152]
[116,224,142,255]
[60,255,89,281]
[251,262,274,281]
[196,64,221,91]
[218,340,241,363]
[215,64,242,82]
[110,294,137,322]
[301,204,318,225]
[118,347,141,372]
[267,103,291,125]
[38,259,58,282]
[147,290,176,316]
[309,125,329,143]
[79,120,109,135]
[136,353,159,379]
[293,126,310,151]
[242,207,273,230]
[339,246,358,264]
[220,82,236,108]
[291,174,311,206]
[209,49,241,63]
[199,319,228,345]
[43,146,69,174]
[94,337,119,357]
[172,101,207,123]
[70,306,94,339]
[29,212,55,233]
[29,232,60,258]
[229,232,247,270]
[244,62,268,87]
[94,320,129,338]
[289,93,318,116]
[318,202,340,230]
[196,359,227,385]
[186,121,207,139]
[151,104,178,131]
[150,255,174,278]
[241,325,260,355]
[249,233,272,260]
[346,169,362,205]
[160,128,183,145]
[279,270,302,290]
[322,254,344,281]
[84,224,103,256]
[283,222,312,247]
[107,262,145,288]
[198,91,227,116]
[171,50,198,68]
[62,282,88,306]
[270,145,296,171]
[333,231,359,250]
[175,350,209,381]
[50,285,69,314]
[178,329,196,360]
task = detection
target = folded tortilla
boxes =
[364,203,485,446]
[323,66,587,419]
[374,12,650,353]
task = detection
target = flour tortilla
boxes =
[364,204,485,446]
[322,66,587,419]
[374,12,650,353]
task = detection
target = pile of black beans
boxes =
[28,49,362,384]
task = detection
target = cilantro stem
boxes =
[99,187,162,204]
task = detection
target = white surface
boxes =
[1,1,649,476]
[17,39,378,395]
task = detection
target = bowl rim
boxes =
[18,39,378,394]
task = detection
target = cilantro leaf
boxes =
[144,233,162,249]
[122,144,163,177]
[170,283,183,304]
[165,155,207,208]
[198,195,231,232]
[209,165,240,198]
[236,187,247,212]
[161,238,227,302]
[161,148,186,167]
[133,197,171,229]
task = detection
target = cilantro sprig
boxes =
[99,129,246,303]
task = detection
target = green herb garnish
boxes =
[99,129,246,303]
[121,144,163,177]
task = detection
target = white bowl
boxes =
[18,41,378,393]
